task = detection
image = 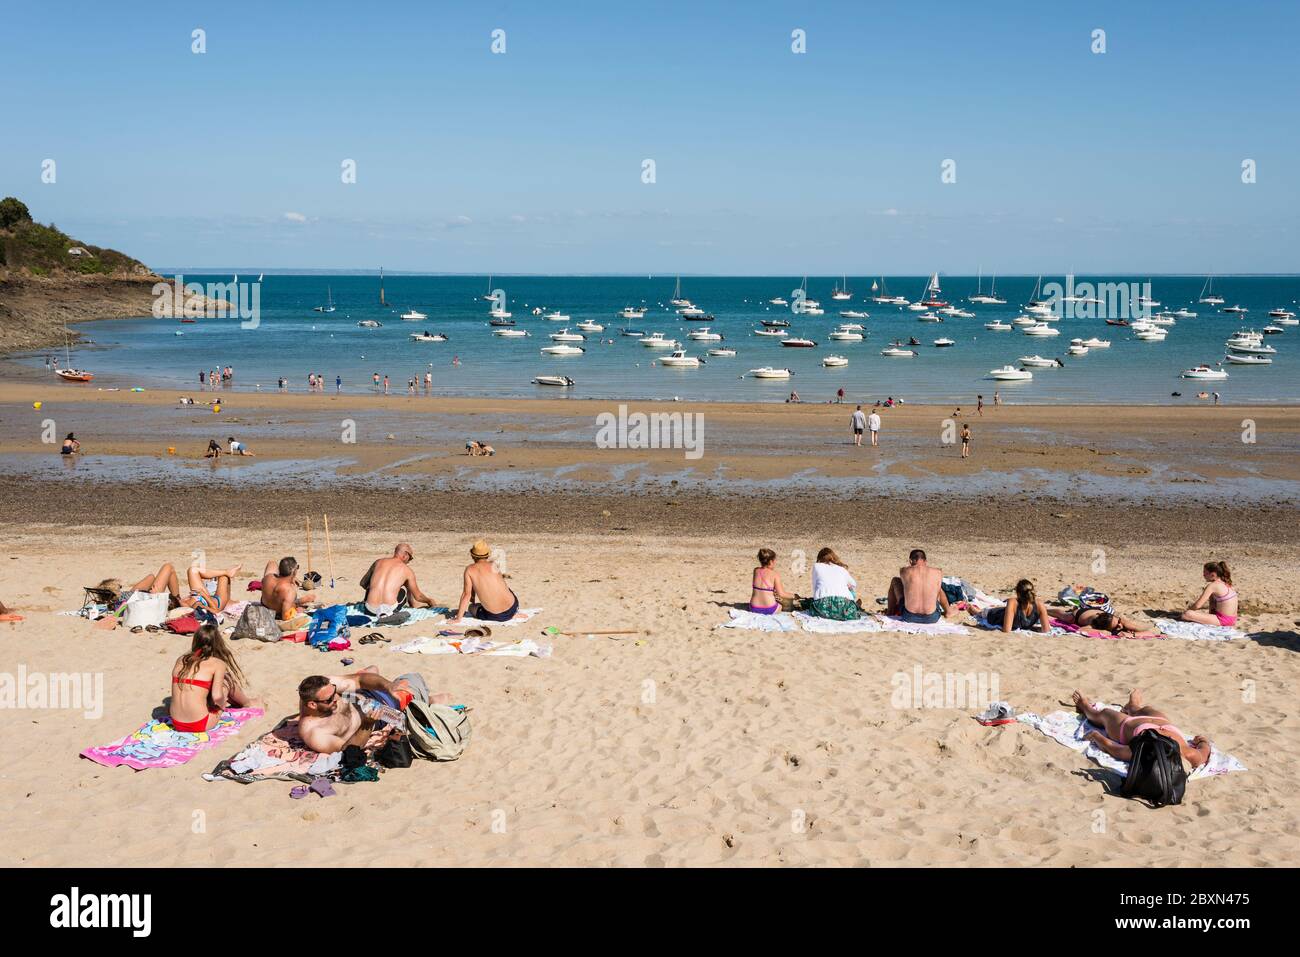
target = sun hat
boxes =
[470,540,491,560]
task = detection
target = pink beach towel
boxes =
[80,707,264,771]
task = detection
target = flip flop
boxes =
[290,785,310,800]
[309,778,336,798]
[358,633,390,645]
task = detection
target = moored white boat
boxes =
[984,321,1012,331]
[576,320,605,333]
[533,375,575,387]
[356,319,382,328]
[1022,323,1060,337]
[658,349,700,368]
[1019,355,1059,368]
[781,337,817,348]
[748,367,792,379]
[400,309,428,321]
[1224,353,1272,365]
[933,337,955,347]
[639,332,678,349]
[1181,365,1228,379]
[541,343,585,356]
[549,329,586,342]
[708,347,737,357]
[687,327,723,341]
[881,346,917,357]
[822,355,849,367]
[409,332,447,342]
[989,365,1032,381]
[753,328,788,337]
[493,328,529,337]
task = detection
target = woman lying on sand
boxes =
[170,622,258,732]
[749,548,797,614]
[1181,560,1239,627]
[104,561,242,615]
[808,547,864,620]
[986,579,1050,633]
[1070,689,1211,770]
[1047,586,1158,637]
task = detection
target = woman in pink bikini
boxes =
[1180,560,1239,627]
[749,548,797,614]
[1070,689,1211,769]
[169,622,257,732]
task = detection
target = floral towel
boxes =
[1016,705,1247,780]
[81,708,264,771]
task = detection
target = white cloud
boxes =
[284,212,307,223]
[445,215,473,229]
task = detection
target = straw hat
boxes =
[470,540,491,560]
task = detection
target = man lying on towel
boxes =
[261,556,315,631]
[359,543,439,617]
[297,669,450,755]
[449,539,520,623]
[885,549,952,624]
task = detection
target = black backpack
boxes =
[1121,729,1187,807]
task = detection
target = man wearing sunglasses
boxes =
[297,670,437,755]
[359,543,439,618]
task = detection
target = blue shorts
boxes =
[899,607,942,625]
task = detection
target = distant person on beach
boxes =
[199,371,205,386]
[360,544,438,617]
[424,370,432,391]
[807,547,863,620]
[170,622,258,732]
[1213,391,1220,406]
[204,439,222,459]
[383,375,390,395]
[960,423,971,458]
[994,390,1001,407]
[373,372,380,390]
[227,436,254,456]
[749,548,796,614]
[851,405,866,447]
[1047,589,1155,636]
[1180,561,1238,627]
[465,440,495,456]
[886,549,950,624]
[1070,689,1211,770]
[336,375,342,394]
[977,395,984,416]
[868,409,881,447]
[450,540,519,623]
[986,579,1050,633]
[836,387,845,404]
[261,556,315,631]
[60,433,80,455]
[297,669,447,755]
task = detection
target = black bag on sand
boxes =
[376,735,413,769]
[1121,729,1187,807]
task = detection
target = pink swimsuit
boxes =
[1211,586,1238,627]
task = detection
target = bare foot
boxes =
[1123,688,1145,714]
[226,564,243,578]
[1070,690,1089,715]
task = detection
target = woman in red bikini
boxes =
[1181,560,1239,627]
[749,548,797,614]
[169,622,256,732]
[1070,689,1211,769]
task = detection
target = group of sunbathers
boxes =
[748,549,1241,633]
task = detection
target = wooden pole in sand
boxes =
[323,513,336,589]
[306,516,313,578]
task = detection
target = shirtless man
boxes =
[886,548,950,624]
[260,556,314,630]
[297,669,440,755]
[450,540,518,623]
[360,544,437,617]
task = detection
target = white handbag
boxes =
[119,591,169,629]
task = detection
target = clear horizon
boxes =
[4,1,1297,274]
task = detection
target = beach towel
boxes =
[719,609,968,636]
[875,615,970,636]
[1015,705,1247,781]
[792,611,888,634]
[1046,617,1161,640]
[1150,618,1245,642]
[81,707,264,771]
[204,716,340,784]
[345,604,450,627]
[392,635,553,658]
[455,607,542,628]
[719,609,800,632]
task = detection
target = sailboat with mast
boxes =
[482,275,496,301]
[670,276,692,308]
[313,286,336,313]
[54,323,94,382]
[379,267,387,307]
[920,272,948,309]
[831,275,852,300]
[871,277,908,306]
[1199,275,1225,305]
[968,268,1006,305]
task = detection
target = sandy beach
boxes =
[1,377,1298,867]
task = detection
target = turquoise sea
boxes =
[28,274,1300,404]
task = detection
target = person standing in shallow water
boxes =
[960,423,971,459]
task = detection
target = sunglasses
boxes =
[313,686,338,706]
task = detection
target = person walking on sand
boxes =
[851,405,866,447]
[836,387,845,405]
[383,375,390,395]
[960,423,971,459]
[868,408,881,447]
[977,394,984,416]
[994,390,1001,408]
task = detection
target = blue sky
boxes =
[2,0,1297,273]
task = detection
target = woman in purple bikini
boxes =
[749,548,796,614]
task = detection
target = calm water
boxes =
[30,274,1300,404]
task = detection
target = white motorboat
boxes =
[984,321,1012,331]
[549,329,586,342]
[781,337,817,348]
[1226,340,1277,355]
[533,375,575,387]
[489,308,513,320]
[822,355,849,367]
[493,328,529,337]
[1275,316,1299,325]
[1079,337,1110,348]
[687,327,723,341]
[768,297,789,306]
[933,338,955,347]
[1149,313,1177,326]
[1263,325,1284,335]
[1174,308,1197,319]
[748,367,792,379]
[677,306,711,319]
[489,316,516,327]
[576,320,605,333]
[1198,275,1224,305]
[1134,328,1168,341]
[658,349,700,368]
[828,329,864,342]
[840,310,869,319]
[1224,353,1272,365]
[1268,308,1295,319]
[409,332,447,342]
[621,328,648,337]
[1012,315,1038,326]
[708,347,737,357]
[541,344,585,356]
[1067,344,1089,356]
[400,309,428,321]
[989,365,1033,381]
[619,306,648,319]
[1019,355,1059,368]
[356,319,382,328]
[793,303,824,315]
[917,312,944,323]
[1181,365,1228,379]
[542,311,570,322]
[881,346,917,357]
[1024,302,1057,319]
[639,332,678,349]
[753,328,788,337]
[1221,305,1248,314]
[1022,323,1060,337]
